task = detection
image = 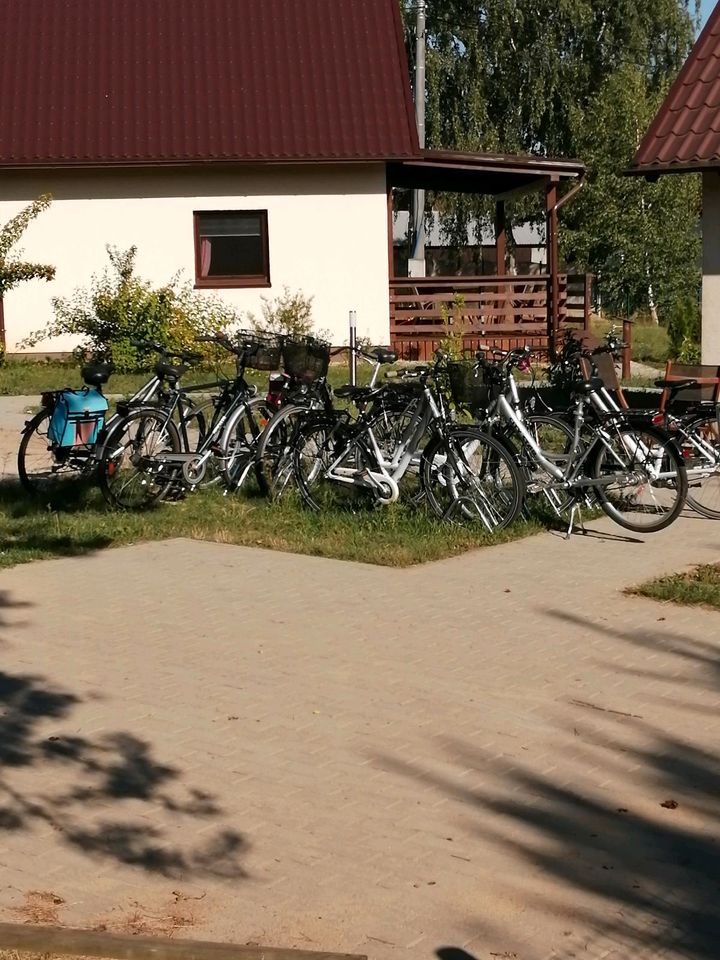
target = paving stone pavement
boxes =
[0,396,32,478]
[0,514,719,959]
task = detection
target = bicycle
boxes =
[462,345,688,535]
[546,329,720,521]
[256,341,419,500]
[291,350,525,529]
[98,331,273,509]
[17,353,173,497]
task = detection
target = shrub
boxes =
[667,296,701,364]
[438,293,470,359]
[0,194,56,298]
[248,287,318,338]
[20,246,240,371]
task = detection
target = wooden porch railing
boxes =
[389,273,592,361]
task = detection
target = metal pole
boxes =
[349,310,357,386]
[410,0,426,269]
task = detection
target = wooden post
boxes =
[386,187,394,279]
[494,200,506,275]
[0,923,365,960]
[584,273,592,331]
[495,199,507,326]
[546,179,559,357]
[622,318,633,381]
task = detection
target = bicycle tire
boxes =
[17,409,95,497]
[421,427,525,529]
[293,414,368,512]
[591,421,688,533]
[514,412,579,515]
[256,402,312,499]
[682,412,720,520]
[99,407,182,509]
[219,396,272,492]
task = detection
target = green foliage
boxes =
[438,293,469,358]
[20,246,239,371]
[400,1,702,320]
[561,64,701,320]
[667,294,701,363]
[0,194,55,296]
[0,482,539,571]
[632,562,720,610]
[248,286,317,338]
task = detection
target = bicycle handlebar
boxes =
[131,339,202,364]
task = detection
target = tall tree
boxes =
[402,0,701,318]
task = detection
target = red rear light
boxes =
[651,413,665,426]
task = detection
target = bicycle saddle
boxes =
[154,360,185,381]
[572,376,605,394]
[367,347,398,364]
[334,384,380,400]
[81,362,114,386]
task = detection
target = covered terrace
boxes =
[385,149,588,360]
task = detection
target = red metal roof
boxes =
[0,0,418,168]
[631,4,720,174]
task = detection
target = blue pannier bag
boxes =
[48,387,109,447]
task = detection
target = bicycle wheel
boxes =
[592,421,688,533]
[256,402,311,500]
[99,408,181,509]
[293,416,369,511]
[368,397,428,504]
[518,413,578,515]
[422,427,525,529]
[682,413,720,520]
[220,396,272,492]
[18,410,95,497]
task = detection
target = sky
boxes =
[701,0,715,28]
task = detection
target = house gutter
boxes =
[553,175,585,213]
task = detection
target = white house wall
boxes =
[0,163,390,353]
[702,171,720,365]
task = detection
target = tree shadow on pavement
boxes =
[372,609,720,959]
[0,591,247,880]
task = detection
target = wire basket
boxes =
[235,330,282,371]
[447,360,495,411]
[282,336,331,384]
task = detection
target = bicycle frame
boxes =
[322,380,442,502]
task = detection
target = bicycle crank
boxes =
[363,470,399,504]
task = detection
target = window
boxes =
[194,210,270,288]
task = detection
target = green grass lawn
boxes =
[0,481,542,570]
[590,317,669,368]
[630,563,720,611]
[0,359,374,397]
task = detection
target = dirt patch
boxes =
[91,892,204,939]
[11,892,66,926]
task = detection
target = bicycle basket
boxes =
[282,336,331,384]
[235,330,282,371]
[447,361,494,411]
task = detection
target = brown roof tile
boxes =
[631,4,720,173]
[0,0,418,167]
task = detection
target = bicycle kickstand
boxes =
[564,500,587,540]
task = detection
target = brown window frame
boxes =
[193,210,271,289]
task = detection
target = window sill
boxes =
[194,277,271,290]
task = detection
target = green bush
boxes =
[667,296,701,364]
[20,246,240,371]
[248,286,327,339]
[0,194,56,298]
